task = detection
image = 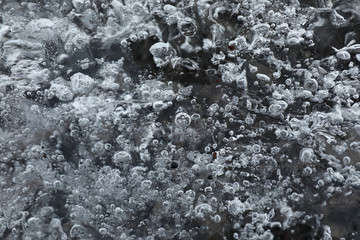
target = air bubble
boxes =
[336,50,351,60]
[141,180,152,189]
[70,224,85,238]
[178,17,197,37]
[175,112,191,128]
[256,73,270,82]
[149,42,176,68]
[213,214,221,223]
[99,228,107,235]
[129,34,138,42]
[70,73,94,94]
[191,113,201,121]
[303,166,312,176]
[299,148,314,163]
[113,151,132,166]
[250,145,260,154]
[304,79,318,92]
[343,156,351,165]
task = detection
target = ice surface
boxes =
[1,0,360,239]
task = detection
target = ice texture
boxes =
[1,0,360,239]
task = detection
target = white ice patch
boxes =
[50,83,74,101]
[256,73,270,82]
[70,73,95,94]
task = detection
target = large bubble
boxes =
[175,112,191,128]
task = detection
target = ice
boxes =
[256,73,270,82]
[299,148,315,163]
[113,151,132,166]
[194,203,213,218]
[149,42,176,68]
[211,51,225,65]
[175,112,191,128]
[1,0,360,239]
[336,50,351,60]
[227,197,246,216]
[152,100,165,112]
[286,37,304,46]
[70,72,95,94]
[178,17,197,37]
[64,29,90,53]
[25,18,56,41]
[72,0,86,10]
[50,83,74,101]
[304,78,318,92]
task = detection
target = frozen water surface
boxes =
[1,0,360,239]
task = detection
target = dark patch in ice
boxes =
[49,190,68,220]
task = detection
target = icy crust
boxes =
[1,0,360,239]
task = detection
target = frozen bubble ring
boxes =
[175,112,191,128]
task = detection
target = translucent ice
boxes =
[336,50,351,60]
[50,83,74,101]
[70,73,95,94]
[175,112,191,128]
[113,151,132,166]
[299,148,314,163]
[256,73,270,82]
[304,79,318,92]
[194,203,213,218]
[178,17,197,37]
[149,42,176,68]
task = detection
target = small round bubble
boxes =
[213,214,221,223]
[252,144,261,153]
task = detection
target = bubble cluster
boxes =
[0,0,359,239]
